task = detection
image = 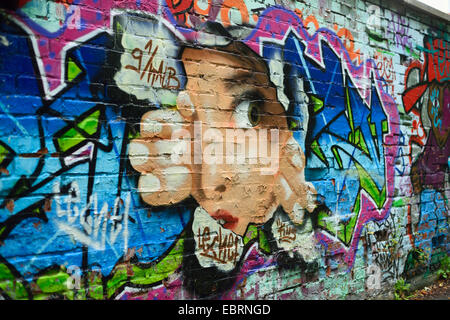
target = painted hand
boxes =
[128,92,195,206]
[274,135,317,225]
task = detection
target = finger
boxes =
[275,138,317,222]
[139,109,188,139]
[176,91,195,121]
[278,154,317,212]
[277,146,309,200]
[275,167,307,224]
[278,177,316,215]
[138,166,192,206]
[282,136,306,171]
[128,137,191,173]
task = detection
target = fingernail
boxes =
[177,91,193,107]
[285,137,299,152]
[129,141,149,167]
[142,118,163,136]
[139,173,161,194]
[162,166,190,191]
[177,91,195,115]
[291,152,303,168]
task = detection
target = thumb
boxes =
[176,91,196,121]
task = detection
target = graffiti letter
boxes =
[366,264,381,290]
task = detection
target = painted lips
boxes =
[212,209,239,230]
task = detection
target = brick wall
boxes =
[0,0,448,300]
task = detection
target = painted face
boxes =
[182,45,292,236]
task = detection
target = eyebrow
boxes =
[224,69,254,89]
[236,89,265,102]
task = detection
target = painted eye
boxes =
[234,100,262,128]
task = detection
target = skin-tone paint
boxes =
[129,42,317,237]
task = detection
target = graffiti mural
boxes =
[402,30,449,278]
[243,8,399,271]
[0,0,448,300]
